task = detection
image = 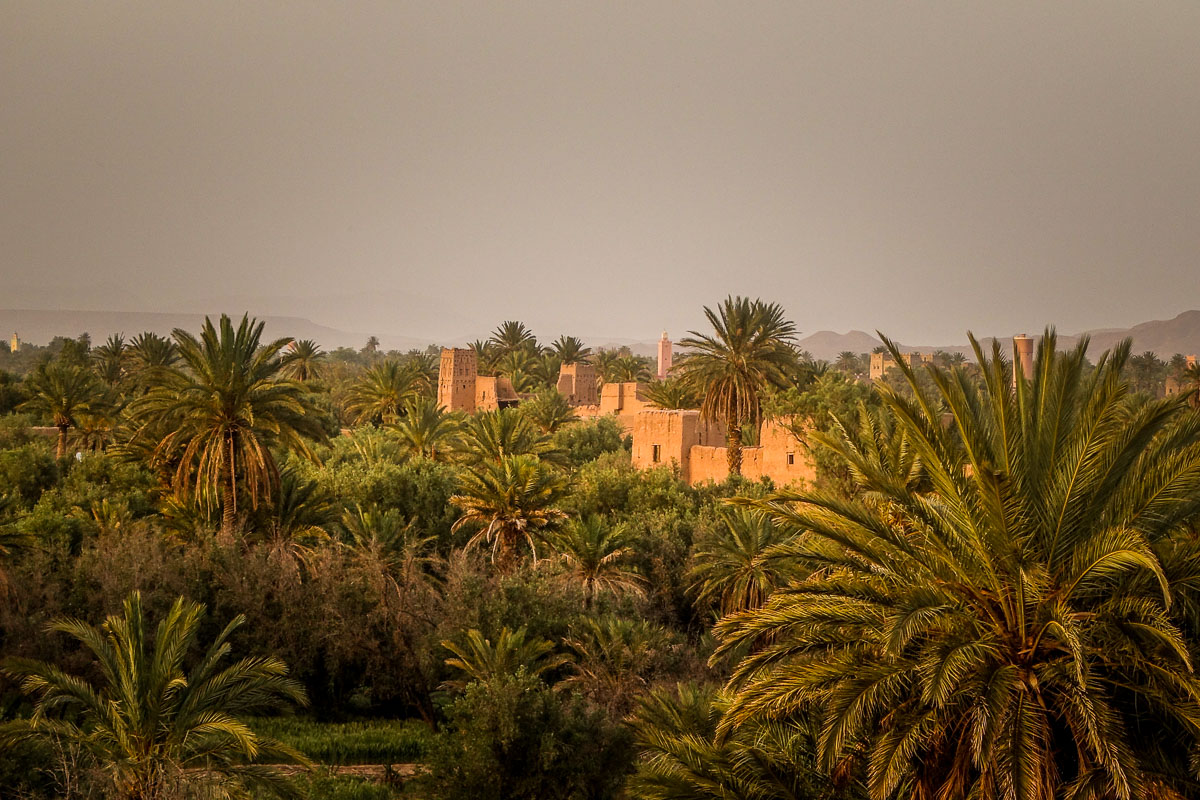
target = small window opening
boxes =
[786,452,795,466]
[652,444,662,463]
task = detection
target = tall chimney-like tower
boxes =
[1013,334,1034,385]
[9,332,18,354]
[657,331,673,380]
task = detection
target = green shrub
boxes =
[421,671,632,800]
[247,716,431,765]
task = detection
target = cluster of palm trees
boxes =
[12,299,1200,799]
[631,332,1200,800]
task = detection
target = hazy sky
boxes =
[3,2,1199,344]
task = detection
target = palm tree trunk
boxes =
[222,434,237,536]
[727,423,743,477]
[56,425,68,460]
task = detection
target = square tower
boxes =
[438,348,478,412]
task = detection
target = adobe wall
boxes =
[632,412,814,488]
[630,409,722,475]
[557,363,599,406]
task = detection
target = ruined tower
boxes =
[1013,334,1034,385]
[657,331,673,380]
[437,348,478,413]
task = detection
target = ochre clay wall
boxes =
[632,411,815,488]
[630,409,722,475]
[557,363,599,406]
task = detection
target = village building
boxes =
[630,409,816,487]
[869,350,934,380]
[556,362,598,406]
[436,347,520,412]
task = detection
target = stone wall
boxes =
[557,363,599,406]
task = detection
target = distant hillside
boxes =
[796,312,1200,362]
[0,309,432,352]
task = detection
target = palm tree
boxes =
[20,361,103,458]
[362,335,381,356]
[688,507,797,618]
[678,296,800,476]
[488,320,538,355]
[604,353,653,383]
[628,683,846,800]
[1,592,309,800]
[451,454,568,572]
[344,359,428,426]
[553,514,644,609]
[520,389,577,434]
[281,338,325,382]
[643,376,700,410]
[130,314,326,536]
[92,333,128,387]
[126,331,179,388]
[453,407,564,465]
[834,351,861,375]
[390,396,459,459]
[563,617,661,714]
[715,332,1200,800]
[441,626,570,690]
[551,335,592,365]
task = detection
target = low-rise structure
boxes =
[869,351,934,380]
[556,362,598,406]
[631,409,816,487]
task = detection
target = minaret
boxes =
[9,332,18,354]
[657,331,673,380]
[1013,334,1034,385]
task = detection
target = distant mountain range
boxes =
[795,311,1200,362]
[5,308,1200,363]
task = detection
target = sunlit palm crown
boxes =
[716,332,1200,800]
[344,359,430,426]
[130,314,324,518]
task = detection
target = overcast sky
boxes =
[3,2,1198,344]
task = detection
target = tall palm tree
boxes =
[390,396,459,459]
[834,351,861,375]
[688,507,797,618]
[678,296,800,476]
[604,354,654,383]
[643,376,700,410]
[451,454,568,572]
[20,361,103,458]
[715,332,1200,800]
[453,407,564,466]
[130,314,326,536]
[126,332,179,388]
[551,335,592,365]
[1,592,309,800]
[488,320,538,355]
[344,359,428,426]
[553,515,644,609]
[281,338,325,382]
[92,333,129,387]
[441,626,570,690]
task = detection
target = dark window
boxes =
[787,452,795,466]
[652,444,661,463]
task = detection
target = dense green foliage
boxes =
[3,310,1200,800]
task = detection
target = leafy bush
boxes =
[422,671,632,800]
